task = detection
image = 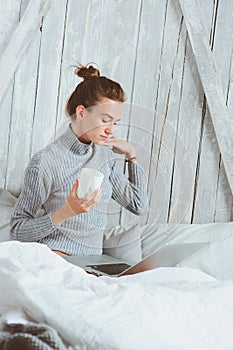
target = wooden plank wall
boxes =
[0,0,233,226]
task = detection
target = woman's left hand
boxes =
[104,136,136,158]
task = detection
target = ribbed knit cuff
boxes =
[128,162,145,186]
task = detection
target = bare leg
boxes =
[52,250,68,257]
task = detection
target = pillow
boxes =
[177,232,233,280]
[0,189,17,242]
[140,222,233,258]
[103,223,142,265]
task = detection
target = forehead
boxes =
[89,98,123,119]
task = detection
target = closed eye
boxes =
[102,119,110,123]
[102,119,119,126]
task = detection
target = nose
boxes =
[105,123,114,135]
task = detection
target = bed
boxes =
[1,188,233,349]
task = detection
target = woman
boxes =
[10,64,148,256]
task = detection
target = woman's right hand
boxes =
[66,179,102,215]
[51,179,102,226]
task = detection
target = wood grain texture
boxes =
[180,0,233,223]
[213,0,233,222]
[1,0,233,224]
[178,0,233,198]
[0,0,22,189]
[0,0,53,105]
[5,0,42,195]
[147,0,187,224]
[189,0,219,224]
[30,0,67,157]
[120,0,167,226]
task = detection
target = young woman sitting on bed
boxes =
[10,63,148,257]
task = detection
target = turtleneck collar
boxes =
[59,124,94,155]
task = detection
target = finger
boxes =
[104,140,117,146]
[83,187,94,202]
[91,188,101,199]
[81,188,94,206]
[112,147,123,154]
[71,179,79,196]
[81,189,101,209]
[108,136,117,141]
[87,186,94,199]
[87,189,102,207]
[104,136,119,144]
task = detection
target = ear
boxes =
[75,105,85,119]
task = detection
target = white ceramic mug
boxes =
[77,168,104,198]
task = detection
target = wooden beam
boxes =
[178,0,233,195]
[0,0,53,105]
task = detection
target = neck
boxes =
[71,122,91,144]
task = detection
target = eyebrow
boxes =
[101,113,121,121]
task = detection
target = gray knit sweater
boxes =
[10,125,148,255]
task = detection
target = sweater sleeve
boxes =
[110,161,149,215]
[10,164,59,242]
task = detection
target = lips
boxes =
[100,135,108,140]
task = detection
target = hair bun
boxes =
[75,63,100,80]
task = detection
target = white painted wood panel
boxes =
[188,0,219,224]
[180,0,233,223]
[167,39,204,222]
[0,0,53,104]
[213,0,233,222]
[5,0,41,195]
[147,0,187,224]
[0,0,22,54]
[179,0,233,198]
[0,0,22,190]
[170,0,216,224]
[120,0,167,226]
[1,0,233,225]
[54,0,91,134]
[30,0,67,156]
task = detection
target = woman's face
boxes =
[75,98,123,145]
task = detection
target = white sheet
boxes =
[177,231,233,279]
[0,241,233,350]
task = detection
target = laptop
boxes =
[63,242,207,277]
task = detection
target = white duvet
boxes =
[0,240,233,349]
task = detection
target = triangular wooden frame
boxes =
[0,0,53,104]
[178,0,233,195]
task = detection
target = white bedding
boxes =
[0,241,233,350]
[1,189,233,348]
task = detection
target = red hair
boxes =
[66,63,126,117]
